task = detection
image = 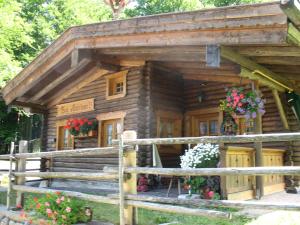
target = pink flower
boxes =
[66,207,72,213]
[56,198,61,204]
[60,196,65,201]
[45,202,50,207]
[46,208,52,214]
[238,103,242,107]
[208,191,214,199]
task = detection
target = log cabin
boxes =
[1,0,300,200]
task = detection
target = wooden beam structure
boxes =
[272,89,290,130]
[281,0,300,26]
[1,2,290,105]
[220,46,296,92]
[29,58,92,102]
[287,23,300,46]
[46,66,119,107]
[240,68,285,92]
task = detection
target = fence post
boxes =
[119,131,137,225]
[15,140,28,207]
[6,142,15,210]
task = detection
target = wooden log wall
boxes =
[44,66,149,175]
[184,80,300,183]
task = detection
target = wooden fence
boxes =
[2,132,300,225]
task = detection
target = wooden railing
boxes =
[2,132,300,225]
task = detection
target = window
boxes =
[186,108,221,137]
[56,121,74,150]
[106,71,127,100]
[156,111,182,138]
[96,111,126,147]
[101,119,122,147]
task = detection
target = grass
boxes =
[0,190,251,225]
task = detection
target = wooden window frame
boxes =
[184,107,223,137]
[96,111,126,147]
[156,110,183,138]
[105,71,127,100]
[56,120,74,150]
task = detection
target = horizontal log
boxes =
[126,200,231,219]
[12,185,118,205]
[123,133,300,145]
[110,194,300,211]
[125,166,300,176]
[1,147,118,159]
[14,172,118,180]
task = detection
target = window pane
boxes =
[199,122,207,136]
[209,120,218,135]
[167,122,173,138]
[107,124,113,146]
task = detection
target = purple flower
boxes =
[252,112,257,118]
[259,109,265,115]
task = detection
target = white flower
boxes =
[180,143,219,169]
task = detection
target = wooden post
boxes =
[120,131,137,225]
[272,89,290,131]
[6,142,15,210]
[16,140,28,207]
[254,83,264,199]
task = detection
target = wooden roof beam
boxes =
[240,68,285,92]
[287,23,300,46]
[281,0,300,26]
[11,101,47,114]
[28,58,92,102]
[46,65,121,108]
[220,46,296,92]
[182,74,250,84]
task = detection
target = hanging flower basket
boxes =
[64,118,98,137]
[220,87,266,120]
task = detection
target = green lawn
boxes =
[0,190,250,225]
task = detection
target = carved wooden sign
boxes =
[57,98,94,116]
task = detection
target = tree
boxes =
[0,0,32,87]
[104,0,131,19]
[125,0,201,17]
[200,0,262,7]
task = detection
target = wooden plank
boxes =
[15,141,27,207]
[183,74,249,84]
[281,0,300,26]
[287,23,300,46]
[125,166,300,176]
[254,82,264,199]
[29,58,91,102]
[0,147,118,159]
[13,185,118,205]
[118,193,300,210]
[272,89,290,130]
[220,46,296,92]
[240,68,285,92]
[46,67,113,107]
[123,132,300,145]
[14,172,118,180]
[235,46,300,57]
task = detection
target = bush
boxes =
[25,192,92,225]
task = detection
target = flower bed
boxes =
[23,192,92,225]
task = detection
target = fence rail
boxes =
[2,132,300,225]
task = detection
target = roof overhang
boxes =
[1,1,300,110]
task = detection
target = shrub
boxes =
[25,192,92,225]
